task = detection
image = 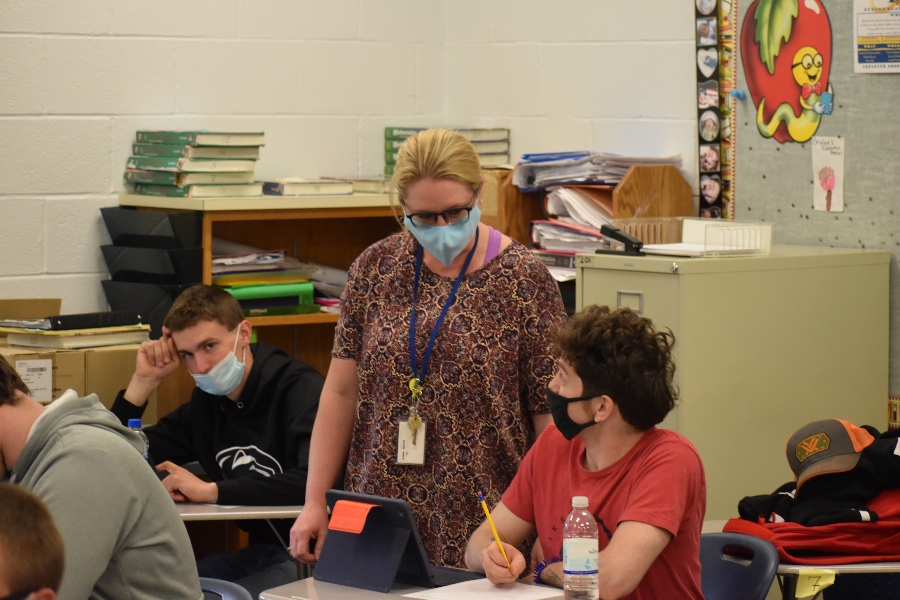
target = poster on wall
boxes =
[854,0,900,73]
[811,136,844,212]
[695,0,737,219]
[696,0,724,218]
[740,0,835,144]
[718,0,737,219]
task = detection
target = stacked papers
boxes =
[211,238,286,274]
[530,220,608,253]
[546,186,614,230]
[513,152,684,192]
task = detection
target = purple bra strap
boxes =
[483,226,502,265]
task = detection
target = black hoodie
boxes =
[112,341,323,543]
[738,427,900,527]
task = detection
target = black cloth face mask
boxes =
[547,386,599,440]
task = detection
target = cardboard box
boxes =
[479,168,504,219]
[0,298,62,319]
[0,300,158,422]
[0,343,156,423]
[84,344,157,424]
[0,346,84,403]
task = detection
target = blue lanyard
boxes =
[409,226,480,396]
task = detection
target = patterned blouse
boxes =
[333,232,567,567]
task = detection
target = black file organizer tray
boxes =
[100,207,202,249]
[101,245,202,286]
[101,281,190,339]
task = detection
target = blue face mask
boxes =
[191,330,246,396]
[406,203,481,267]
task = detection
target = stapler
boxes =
[595,224,644,256]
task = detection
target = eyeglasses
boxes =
[793,53,822,69]
[403,192,478,229]
[0,589,37,600]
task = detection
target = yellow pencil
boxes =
[477,491,512,569]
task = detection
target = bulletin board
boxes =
[733,0,900,394]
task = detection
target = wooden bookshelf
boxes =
[118,193,402,376]
[119,192,391,212]
[245,312,338,327]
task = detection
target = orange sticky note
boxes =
[328,500,379,534]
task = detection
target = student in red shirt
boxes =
[465,305,706,600]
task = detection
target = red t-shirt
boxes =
[502,424,706,600]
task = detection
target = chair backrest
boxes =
[199,577,254,600]
[700,532,779,600]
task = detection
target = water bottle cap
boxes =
[127,418,142,429]
[572,495,589,508]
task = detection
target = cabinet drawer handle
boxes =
[616,290,643,313]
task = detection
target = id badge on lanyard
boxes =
[400,227,479,467]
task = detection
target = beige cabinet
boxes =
[576,245,890,520]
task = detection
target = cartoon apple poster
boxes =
[741,0,835,143]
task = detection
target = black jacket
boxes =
[739,427,900,526]
[112,341,323,543]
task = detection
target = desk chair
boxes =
[701,532,779,600]
[199,577,253,600]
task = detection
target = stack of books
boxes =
[322,176,393,194]
[0,325,151,349]
[0,310,151,349]
[383,127,511,175]
[124,131,265,198]
[261,178,353,197]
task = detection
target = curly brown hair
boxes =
[0,355,30,406]
[553,305,677,430]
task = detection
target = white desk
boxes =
[778,561,900,576]
[777,562,900,600]
[178,503,309,579]
[261,578,424,599]
[177,503,303,522]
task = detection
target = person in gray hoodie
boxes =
[0,355,201,600]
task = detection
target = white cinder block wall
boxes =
[0,0,696,313]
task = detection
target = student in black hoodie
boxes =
[110,285,323,599]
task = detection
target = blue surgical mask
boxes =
[191,331,246,396]
[406,203,481,267]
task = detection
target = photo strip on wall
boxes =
[696,0,723,219]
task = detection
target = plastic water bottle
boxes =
[563,495,599,600]
[128,418,150,462]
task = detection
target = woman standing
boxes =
[290,129,566,567]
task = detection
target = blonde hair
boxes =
[390,129,482,220]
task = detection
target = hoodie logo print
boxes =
[216,446,282,479]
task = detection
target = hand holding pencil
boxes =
[475,492,527,584]
[477,491,512,569]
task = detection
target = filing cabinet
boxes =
[576,245,890,519]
